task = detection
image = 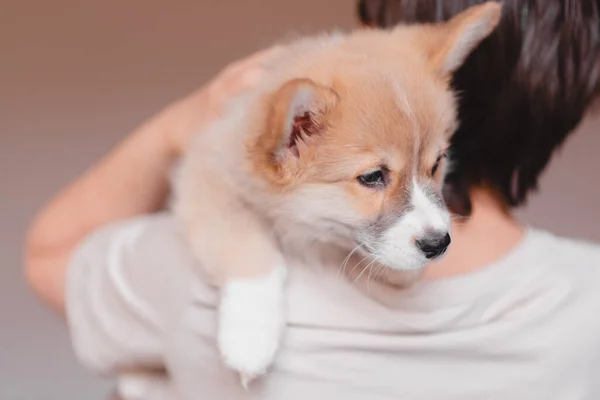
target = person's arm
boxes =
[24,47,280,314]
[25,110,174,314]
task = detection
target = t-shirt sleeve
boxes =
[65,213,199,376]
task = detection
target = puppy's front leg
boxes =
[218,261,286,388]
[178,182,287,386]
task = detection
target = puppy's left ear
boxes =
[417,2,502,78]
[266,78,339,161]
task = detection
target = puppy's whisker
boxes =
[366,258,385,292]
[373,260,387,291]
[337,244,364,276]
[366,258,380,293]
[348,254,372,276]
[353,257,377,288]
[373,261,386,283]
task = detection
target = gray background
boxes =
[1,0,598,398]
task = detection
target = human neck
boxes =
[422,187,525,280]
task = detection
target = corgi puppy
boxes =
[172,2,502,388]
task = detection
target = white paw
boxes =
[217,266,287,386]
[218,311,283,382]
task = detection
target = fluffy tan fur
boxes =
[171,1,501,388]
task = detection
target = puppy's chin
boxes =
[379,251,430,272]
[345,255,425,289]
[380,269,425,288]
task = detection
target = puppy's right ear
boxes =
[251,78,338,184]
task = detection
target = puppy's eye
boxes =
[358,169,386,187]
[431,154,446,176]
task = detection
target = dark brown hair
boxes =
[358,0,600,215]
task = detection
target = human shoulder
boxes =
[531,228,600,264]
[528,227,600,288]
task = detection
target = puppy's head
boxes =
[251,3,501,271]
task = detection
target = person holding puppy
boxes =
[25,0,600,399]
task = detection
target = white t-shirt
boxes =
[66,213,600,400]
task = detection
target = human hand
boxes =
[24,45,282,313]
[164,46,282,158]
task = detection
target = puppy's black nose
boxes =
[416,232,451,260]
